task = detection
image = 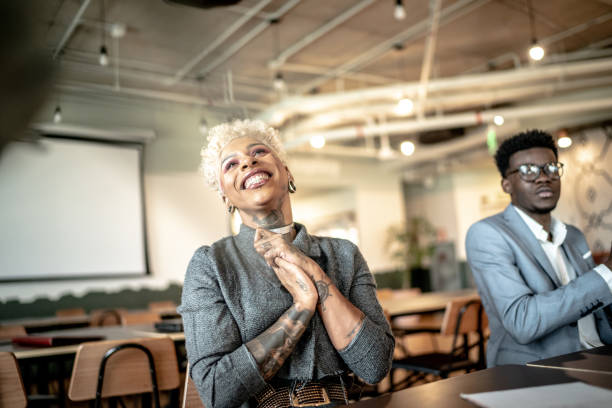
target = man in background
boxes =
[466,129,612,366]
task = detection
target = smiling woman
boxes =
[178,119,394,408]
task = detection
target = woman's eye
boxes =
[252,148,268,156]
[224,161,237,171]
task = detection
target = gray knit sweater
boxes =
[178,223,394,408]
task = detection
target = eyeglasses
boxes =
[506,162,564,182]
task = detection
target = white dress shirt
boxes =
[514,206,612,349]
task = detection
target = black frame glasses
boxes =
[506,162,564,182]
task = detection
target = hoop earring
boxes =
[228,205,235,214]
[288,180,297,194]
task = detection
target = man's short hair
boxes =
[494,129,558,177]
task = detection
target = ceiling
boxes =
[32,0,612,166]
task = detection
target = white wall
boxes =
[1,92,407,300]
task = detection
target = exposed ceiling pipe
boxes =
[53,0,93,59]
[416,0,442,119]
[297,0,490,94]
[197,0,301,77]
[284,94,612,149]
[283,75,612,133]
[268,0,375,69]
[166,0,274,86]
[56,81,267,110]
[463,14,612,74]
[261,57,612,121]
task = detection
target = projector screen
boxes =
[0,137,148,281]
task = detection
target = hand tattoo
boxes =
[246,305,313,380]
[315,280,331,312]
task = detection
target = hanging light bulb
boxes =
[199,118,208,135]
[529,41,545,61]
[557,135,572,148]
[99,45,109,66]
[400,140,415,156]
[310,135,325,149]
[53,105,62,123]
[394,0,406,20]
[493,115,504,126]
[273,72,285,91]
[394,97,414,116]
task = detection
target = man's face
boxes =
[501,147,561,217]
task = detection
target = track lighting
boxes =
[394,0,406,20]
[53,105,62,123]
[99,45,109,66]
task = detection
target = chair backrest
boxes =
[68,336,180,402]
[440,297,487,337]
[90,309,125,327]
[56,307,86,317]
[0,325,26,340]
[181,363,206,408]
[148,301,177,312]
[120,311,162,326]
[0,352,27,408]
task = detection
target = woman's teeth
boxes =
[244,173,270,189]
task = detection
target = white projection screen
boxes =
[0,137,148,281]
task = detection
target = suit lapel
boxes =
[502,205,562,287]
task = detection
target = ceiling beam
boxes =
[268,0,376,69]
[196,0,301,77]
[296,0,490,94]
[53,0,93,59]
[167,0,274,86]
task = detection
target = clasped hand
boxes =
[254,228,320,308]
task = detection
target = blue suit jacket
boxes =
[465,205,612,367]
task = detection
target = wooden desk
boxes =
[527,344,612,374]
[345,365,612,407]
[0,315,91,333]
[378,289,478,318]
[0,324,185,359]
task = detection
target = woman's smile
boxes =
[242,170,271,190]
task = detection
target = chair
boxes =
[390,297,488,390]
[0,324,26,340]
[0,352,28,408]
[120,311,162,326]
[149,301,177,312]
[181,363,205,408]
[56,307,86,317]
[90,308,125,326]
[68,336,180,407]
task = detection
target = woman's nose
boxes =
[241,157,257,170]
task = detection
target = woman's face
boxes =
[219,137,290,213]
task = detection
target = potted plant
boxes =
[385,216,436,291]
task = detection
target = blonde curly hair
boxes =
[201,119,287,195]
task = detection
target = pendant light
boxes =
[99,0,109,66]
[527,0,545,61]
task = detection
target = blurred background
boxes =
[1,0,611,303]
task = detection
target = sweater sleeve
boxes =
[178,246,268,408]
[337,245,395,384]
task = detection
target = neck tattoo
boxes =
[269,223,294,235]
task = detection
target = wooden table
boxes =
[0,324,185,359]
[345,364,612,407]
[527,344,612,374]
[378,289,478,318]
[0,315,92,333]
